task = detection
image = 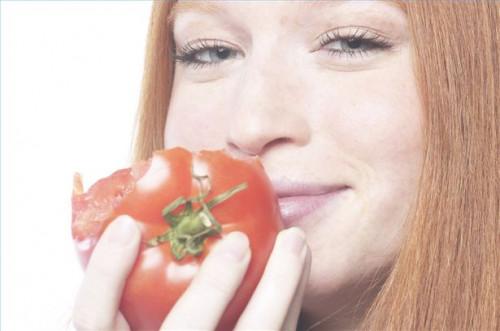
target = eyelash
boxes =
[174,39,234,70]
[319,28,393,58]
[174,28,394,69]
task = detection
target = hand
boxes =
[72,216,140,331]
[73,215,311,331]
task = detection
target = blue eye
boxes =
[319,28,393,58]
[194,47,234,63]
[174,39,240,69]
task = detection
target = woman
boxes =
[73,1,498,330]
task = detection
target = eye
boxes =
[318,27,393,58]
[195,47,234,63]
[174,39,241,69]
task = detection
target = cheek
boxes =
[312,62,423,168]
[342,94,423,163]
[164,83,230,150]
[301,58,424,288]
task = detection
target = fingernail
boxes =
[106,215,137,245]
[215,232,249,262]
[283,227,306,256]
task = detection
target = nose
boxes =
[226,59,311,157]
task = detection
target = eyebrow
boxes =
[168,0,406,25]
[168,1,222,25]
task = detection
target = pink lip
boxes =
[271,180,349,227]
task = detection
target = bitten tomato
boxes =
[71,147,282,331]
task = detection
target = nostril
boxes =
[262,137,294,151]
[225,137,297,160]
[224,143,259,160]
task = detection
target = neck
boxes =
[297,270,389,331]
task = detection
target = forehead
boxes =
[169,0,405,22]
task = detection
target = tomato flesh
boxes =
[72,148,282,331]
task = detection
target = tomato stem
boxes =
[147,171,247,260]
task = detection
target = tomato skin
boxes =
[72,148,282,331]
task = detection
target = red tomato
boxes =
[72,147,282,331]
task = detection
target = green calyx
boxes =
[147,170,247,260]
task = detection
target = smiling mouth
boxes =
[271,180,351,227]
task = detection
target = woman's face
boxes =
[165,0,422,318]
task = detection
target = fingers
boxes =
[73,216,141,331]
[235,227,309,331]
[160,232,251,331]
[282,243,311,331]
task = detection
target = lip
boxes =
[272,180,349,227]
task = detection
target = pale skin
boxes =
[73,1,423,330]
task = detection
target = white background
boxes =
[1,1,153,330]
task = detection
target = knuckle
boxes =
[87,246,133,281]
[88,256,120,280]
[197,267,235,298]
[264,254,305,288]
[190,247,250,299]
[270,268,300,290]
